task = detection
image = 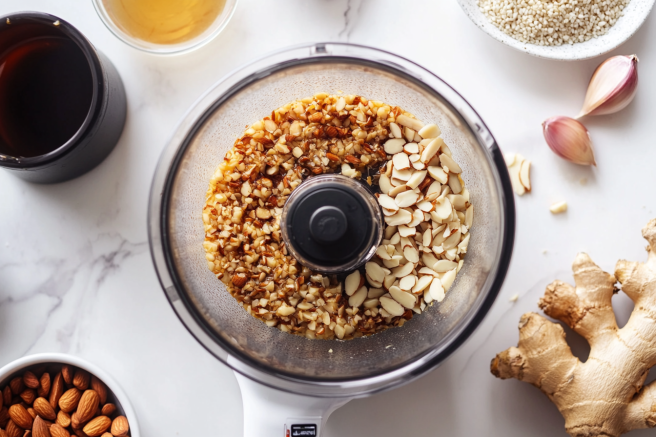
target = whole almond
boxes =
[55,411,70,428]
[37,374,50,398]
[88,378,106,406]
[71,371,89,392]
[48,424,69,437]
[19,389,36,405]
[0,428,7,437]
[6,420,22,437]
[3,387,12,406]
[60,367,73,386]
[82,416,110,437]
[9,378,24,396]
[32,398,55,421]
[110,416,128,437]
[70,413,83,431]
[58,389,81,413]
[100,434,111,437]
[26,409,36,419]
[75,391,98,424]
[48,374,64,410]
[72,430,86,437]
[8,404,33,429]
[99,404,115,417]
[0,406,9,427]
[22,373,39,390]
[31,416,49,437]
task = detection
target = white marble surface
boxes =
[1,0,655,436]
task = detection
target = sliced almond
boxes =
[389,232,401,245]
[392,262,415,278]
[393,152,411,170]
[379,174,392,194]
[429,277,445,302]
[398,225,416,237]
[443,230,461,250]
[383,257,401,269]
[377,194,399,211]
[399,275,417,291]
[365,262,386,284]
[427,166,448,184]
[406,170,427,189]
[408,209,425,227]
[422,253,438,268]
[392,167,413,182]
[380,296,405,317]
[420,138,442,163]
[412,275,433,294]
[388,184,407,197]
[389,122,402,139]
[345,271,362,296]
[465,205,474,228]
[404,143,419,154]
[447,194,467,211]
[519,159,531,191]
[383,274,397,290]
[403,246,420,263]
[422,229,432,247]
[396,115,424,131]
[458,233,471,253]
[376,245,393,260]
[264,119,277,133]
[504,153,516,167]
[434,196,452,220]
[403,127,415,142]
[508,157,525,196]
[433,260,458,273]
[389,285,417,309]
[550,201,567,214]
[364,298,380,308]
[409,153,421,163]
[384,138,406,154]
[441,268,457,291]
[412,161,426,170]
[417,200,434,212]
[385,209,412,226]
[349,286,368,308]
[448,173,462,194]
[335,97,346,111]
[368,287,385,298]
[418,124,441,139]
[395,191,419,208]
[440,153,462,173]
[418,266,439,277]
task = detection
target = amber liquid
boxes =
[103,0,226,45]
[0,36,93,158]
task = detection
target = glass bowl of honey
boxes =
[92,0,238,54]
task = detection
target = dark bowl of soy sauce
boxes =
[0,12,126,183]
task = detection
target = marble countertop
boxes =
[1,0,655,436]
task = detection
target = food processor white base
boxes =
[235,372,352,437]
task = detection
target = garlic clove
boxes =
[579,55,639,117]
[542,116,596,166]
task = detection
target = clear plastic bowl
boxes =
[91,0,238,54]
[148,43,515,397]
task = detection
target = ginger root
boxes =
[491,218,656,437]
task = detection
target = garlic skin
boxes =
[579,55,639,117]
[542,116,596,166]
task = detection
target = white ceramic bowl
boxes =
[0,353,139,437]
[458,0,655,60]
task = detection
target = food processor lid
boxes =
[148,42,516,398]
[281,175,382,273]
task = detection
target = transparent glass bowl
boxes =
[148,43,515,397]
[91,0,238,54]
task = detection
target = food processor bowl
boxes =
[148,43,515,434]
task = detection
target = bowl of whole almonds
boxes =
[0,353,138,437]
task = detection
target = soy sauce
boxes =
[0,35,93,158]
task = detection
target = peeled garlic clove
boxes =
[542,116,596,166]
[579,55,638,117]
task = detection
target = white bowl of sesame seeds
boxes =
[458,0,655,60]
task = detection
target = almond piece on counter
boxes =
[22,372,39,390]
[32,416,49,437]
[505,153,531,195]
[32,398,55,421]
[58,388,81,413]
[110,416,129,437]
[550,200,568,214]
[8,404,33,429]
[76,390,99,423]
[83,416,111,437]
[49,374,64,410]
[49,423,70,437]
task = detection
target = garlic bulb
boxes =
[579,55,639,117]
[542,116,596,166]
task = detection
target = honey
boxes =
[102,0,226,45]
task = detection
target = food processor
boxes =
[148,43,515,436]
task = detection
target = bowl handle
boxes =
[235,371,351,436]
